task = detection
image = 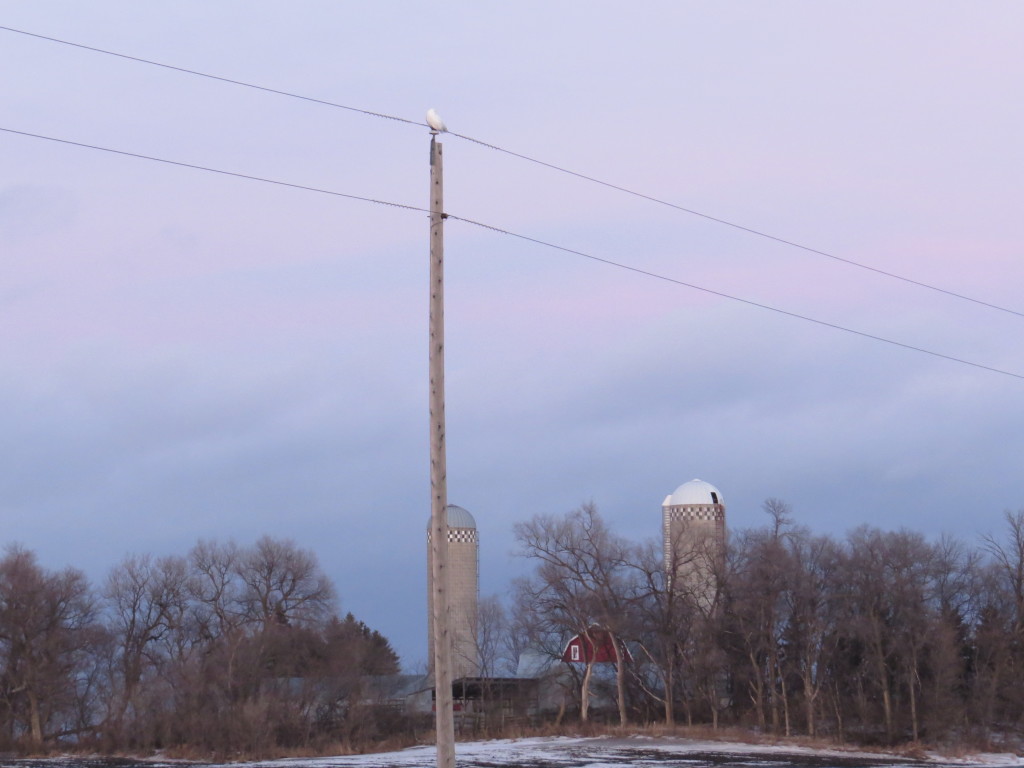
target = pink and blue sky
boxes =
[1,2,1022,666]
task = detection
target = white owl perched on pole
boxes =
[426,108,447,133]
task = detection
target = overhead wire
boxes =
[2,124,1021,383]
[446,213,1024,381]
[0,24,420,127]
[448,131,1024,320]
[2,23,1020,320]
[0,126,427,214]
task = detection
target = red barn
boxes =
[561,628,631,664]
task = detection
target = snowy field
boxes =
[4,737,1024,768]
[212,736,1024,768]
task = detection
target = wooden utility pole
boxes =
[428,131,456,768]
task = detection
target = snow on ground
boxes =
[201,736,1024,768]
[2,737,1021,768]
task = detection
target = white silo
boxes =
[662,479,726,607]
[427,504,480,680]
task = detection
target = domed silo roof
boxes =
[445,504,476,528]
[664,479,723,507]
[425,504,477,529]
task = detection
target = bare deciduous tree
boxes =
[514,504,632,724]
[103,552,188,743]
[237,536,336,630]
[0,546,99,748]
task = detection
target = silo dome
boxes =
[445,504,476,528]
[426,503,477,530]
[666,479,723,507]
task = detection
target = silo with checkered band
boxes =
[427,504,479,680]
[662,479,725,607]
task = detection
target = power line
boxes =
[3,123,1021,383]
[3,23,1020,321]
[448,131,1024,320]
[446,213,1024,381]
[0,126,426,214]
[0,25,420,128]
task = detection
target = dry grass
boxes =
[82,721,1024,762]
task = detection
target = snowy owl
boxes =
[426,108,447,133]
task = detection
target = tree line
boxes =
[0,536,402,755]
[507,501,1024,746]
[8,504,1024,755]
